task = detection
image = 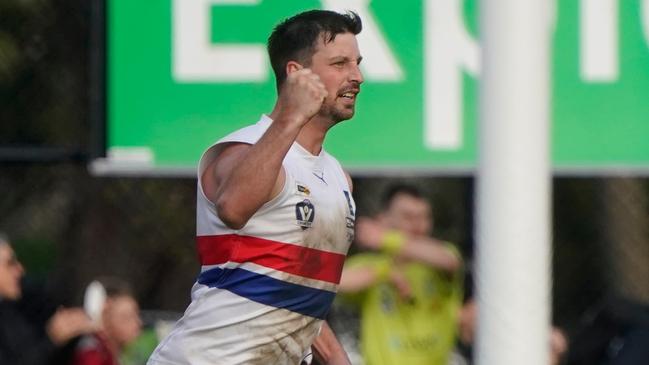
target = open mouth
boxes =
[338,89,360,100]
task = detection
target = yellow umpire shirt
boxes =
[342,246,463,365]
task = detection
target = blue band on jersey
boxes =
[198,267,335,319]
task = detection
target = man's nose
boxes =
[350,64,364,84]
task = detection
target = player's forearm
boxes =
[311,322,351,365]
[215,120,302,228]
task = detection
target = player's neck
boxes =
[296,118,330,156]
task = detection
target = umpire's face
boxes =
[384,193,433,237]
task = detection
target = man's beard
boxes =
[318,100,355,123]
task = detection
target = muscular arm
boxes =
[203,122,300,229]
[202,67,327,229]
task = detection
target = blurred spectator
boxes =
[0,233,94,365]
[566,295,649,365]
[72,278,142,365]
[338,185,463,365]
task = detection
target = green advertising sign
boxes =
[96,0,649,175]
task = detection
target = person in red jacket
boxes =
[72,278,142,365]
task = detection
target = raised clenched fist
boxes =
[277,68,328,127]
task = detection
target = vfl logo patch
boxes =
[295,199,315,230]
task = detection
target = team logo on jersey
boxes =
[295,199,315,230]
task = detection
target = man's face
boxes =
[382,193,433,237]
[0,243,24,300]
[308,32,364,123]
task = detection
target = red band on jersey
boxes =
[197,234,346,284]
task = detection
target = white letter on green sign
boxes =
[173,0,267,82]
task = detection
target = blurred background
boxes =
[1,0,648,364]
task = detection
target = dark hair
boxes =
[380,184,426,210]
[267,10,362,90]
[97,277,134,299]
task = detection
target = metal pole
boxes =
[475,1,552,364]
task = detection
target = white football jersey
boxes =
[148,115,356,365]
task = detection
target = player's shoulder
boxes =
[216,115,272,146]
[198,115,271,174]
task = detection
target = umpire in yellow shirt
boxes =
[339,184,463,365]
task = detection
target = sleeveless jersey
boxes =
[148,115,356,365]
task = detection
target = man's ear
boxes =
[286,61,304,75]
